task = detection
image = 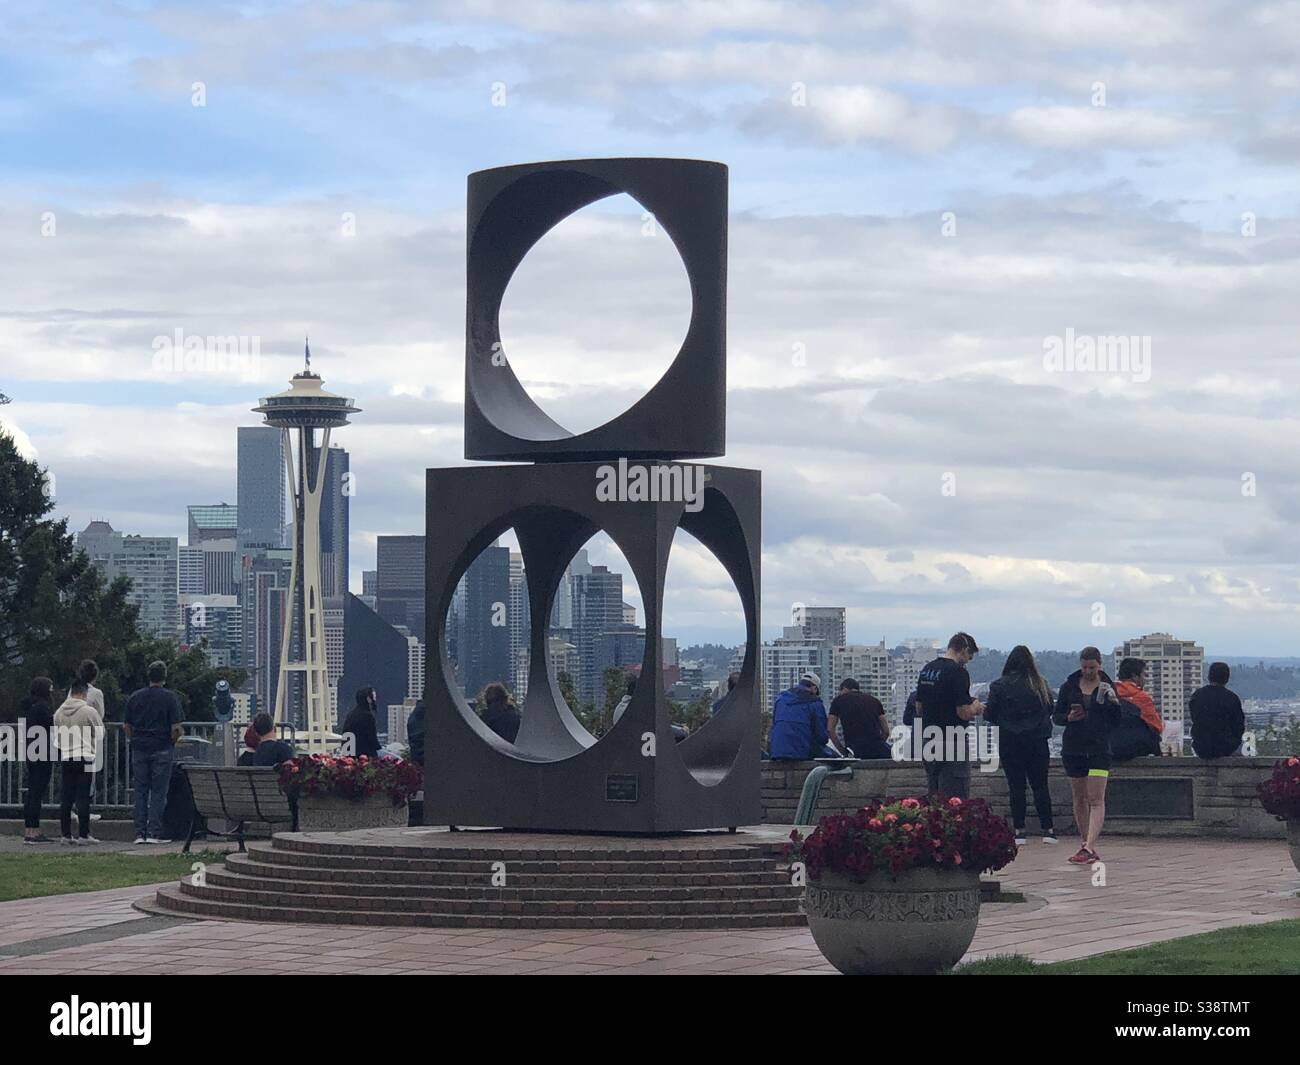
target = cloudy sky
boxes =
[3,0,1299,654]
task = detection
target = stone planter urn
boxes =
[296,793,409,832]
[805,866,982,975]
[1288,820,1300,876]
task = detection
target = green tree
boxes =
[1258,719,1300,757]
[0,432,245,719]
[0,432,141,716]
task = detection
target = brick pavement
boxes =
[0,837,1295,974]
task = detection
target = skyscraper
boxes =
[376,535,426,641]
[236,426,285,555]
[508,552,530,700]
[188,503,238,545]
[571,564,625,705]
[76,521,179,638]
[239,550,293,714]
[318,445,350,597]
[1113,633,1204,750]
[454,543,512,702]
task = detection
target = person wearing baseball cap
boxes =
[768,671,832,760]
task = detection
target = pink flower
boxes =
[900,798,921,810]
[952,854,962,864]
[883,813,898,823]
[1287,757,1299,766]
[901,823,914,833]
[947,797,963,807]
[868,818,882,828]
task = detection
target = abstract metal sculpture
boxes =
[422,158,760,832]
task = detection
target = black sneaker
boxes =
[1013,829,1027,846]
[23,835,53,845]
[1042,829,1059,844]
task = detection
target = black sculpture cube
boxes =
[464,157,727,462]
[422,462,761,832]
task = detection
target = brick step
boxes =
[228,851,787,888]
[272,835,766,862]
[243,843,772,875]
[204,867,800,902]
[153,884,807,929]
[177,879,803,916]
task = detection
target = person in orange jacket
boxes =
[1116,658,1163,736]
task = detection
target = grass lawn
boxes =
[955,918,1300,975]
[0,850,230,902]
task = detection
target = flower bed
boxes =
[1257,757,1300,821]
[788,795,1018,880]
[278,754,422,807]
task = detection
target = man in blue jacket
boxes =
[768,673,831,760]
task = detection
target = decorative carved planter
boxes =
[296,794,409,832]
[804,866,982,975]
[1288,820,1300,876]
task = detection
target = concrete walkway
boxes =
[0,837,1295,974]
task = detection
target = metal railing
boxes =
[0,721,243,811]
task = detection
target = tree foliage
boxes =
[0,432,244,719]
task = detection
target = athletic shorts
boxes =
[1062,754,1110,779]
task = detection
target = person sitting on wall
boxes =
[768,672,831,760]
[711,672,739,716]
[827,677,891,759]
[1190,662,1246,759]
[480,682,521,743]
[1110,658,1162,761]
[250,713,295,767]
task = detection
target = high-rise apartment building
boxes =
[796,606,847,649]
[180,593,241,668]
[831,642,892,707]
[761,625,832,712]
[236,426,285,555]
[1113,633,1204,750]
[76,521,179,638]
[892,640,941,718]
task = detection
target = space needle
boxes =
[254,341,360,753]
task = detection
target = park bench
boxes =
[182,765,296,852]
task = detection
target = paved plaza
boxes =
[1,836,1296,974]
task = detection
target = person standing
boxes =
[827,678,891,759]
[985,645,1056,845]
[341,686,380,758]
[53,679,104,844]
[1053,647,1121,865]
[914,633,984,798]
[768,672,830,760]
[1190,662,1246,759]
[124,660,185,845]
[79,659,106,716]
[20,677,56,844]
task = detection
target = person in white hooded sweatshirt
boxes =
[53,679,104,844]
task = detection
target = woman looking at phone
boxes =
[1053,646,1121,865]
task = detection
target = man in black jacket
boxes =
[1190,662,1245,759]
[341,687,380,758]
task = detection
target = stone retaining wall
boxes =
[762,756,1287,838]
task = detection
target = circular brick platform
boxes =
[148,828,808,929]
